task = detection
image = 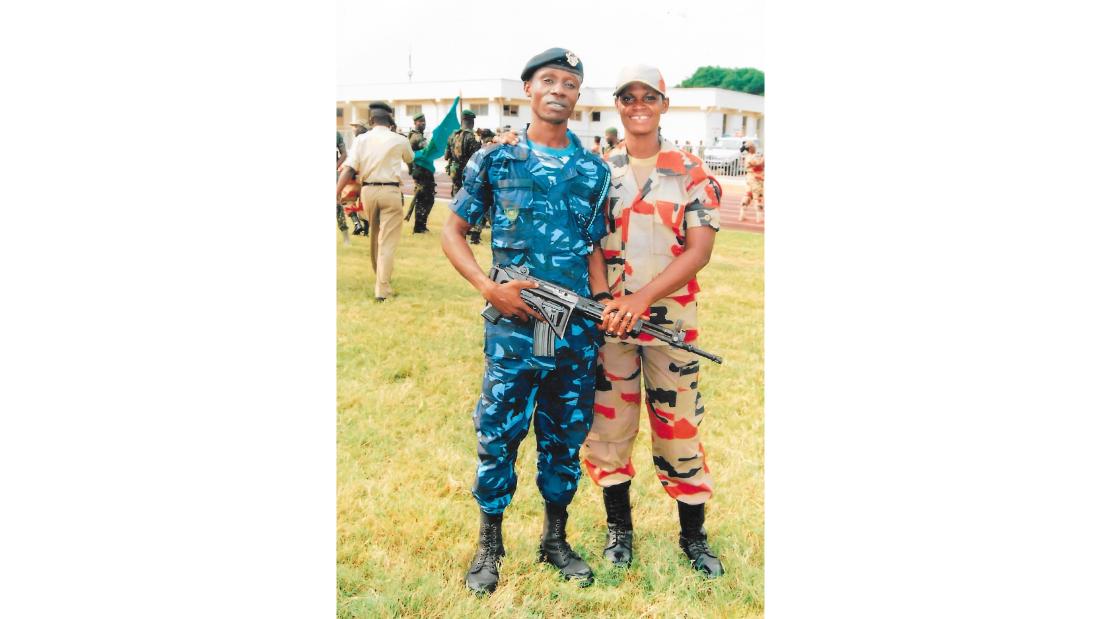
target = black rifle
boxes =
[480,264,723,364]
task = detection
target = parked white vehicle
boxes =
[704,136,759,176]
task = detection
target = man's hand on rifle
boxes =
[600,294,652,338]
[482,280,544,323]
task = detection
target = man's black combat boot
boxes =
[465,510,506,595]
[678,501,724,578]
[537,501,594,586]
[602,481,634,567]
[351,214,369,236]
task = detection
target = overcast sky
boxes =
[335,1,764,90]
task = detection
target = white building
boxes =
[336,78,763,152]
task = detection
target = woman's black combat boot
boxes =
[677,501,725,578]
[465,510,506,595]
[537,501,594,586]
[602,481,634,567]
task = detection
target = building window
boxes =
[471,104,489,116]
[406,104,422,116]
[503,104,519,117]
[591,111,601,122]
[571,110,583,121]
[336,108,344,118]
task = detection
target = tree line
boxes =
[677,66,764,95]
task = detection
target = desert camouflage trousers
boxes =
[581,341,714,505]
[744,176,764,208]
[472,354,599,514]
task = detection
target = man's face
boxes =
[524,66,581,125]
[414,118,426,132]
[615,83,668,137]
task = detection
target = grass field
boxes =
[337,201,763,618]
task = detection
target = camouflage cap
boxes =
[520,47,583,82]
[461,109,476,118]
[368,100,394,114]
[604,126,618,135]
[412,112,425,121]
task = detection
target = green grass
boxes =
[337,201,763,618]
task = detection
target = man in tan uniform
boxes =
[582,64,726,579]
[336,102,413,301]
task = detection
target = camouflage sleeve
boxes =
[450,149,491,225]
[683,162,722,232]
[466,132,481,158]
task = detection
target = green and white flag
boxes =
[412,95,461,174]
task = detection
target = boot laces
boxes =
[607,527,631,547]
[684,536,714,558]
[473,524,501,570]
[545,535,580,561]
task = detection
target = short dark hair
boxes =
[594,136,601,143]
[370,111,393,126]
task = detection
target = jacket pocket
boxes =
[491,179,534,249]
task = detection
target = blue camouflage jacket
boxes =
[451,128,611,370]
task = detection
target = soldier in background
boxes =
[601,126,620,157]
[337,130,349,244]
[445,109,484,243]
[336,103,413,302]
[343,118,373,237]
[739,142,764,223]
[407,113,437,234]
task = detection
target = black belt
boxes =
[363,181,399,186]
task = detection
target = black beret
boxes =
[520,47,583,82]
[368,101,394,114]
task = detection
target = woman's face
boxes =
[615,83,668,138]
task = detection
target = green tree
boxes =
[678,66,765,95]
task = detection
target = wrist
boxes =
[476,278,497,299]
[632,288,658,308]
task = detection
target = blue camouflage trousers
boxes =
[472,355,598,515]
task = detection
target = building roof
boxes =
[336,79,763,113]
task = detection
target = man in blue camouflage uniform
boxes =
[441,47,612,595]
